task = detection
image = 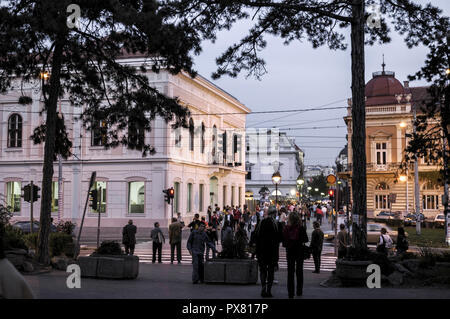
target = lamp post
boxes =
[296,175,304,205]
[272,171,281,208]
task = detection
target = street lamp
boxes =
[296,175,304,204]
[272,171,281,207]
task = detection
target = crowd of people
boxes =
[121,201,410,299]
[122,203,326,298]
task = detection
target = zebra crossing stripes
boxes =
[80,243,337,272]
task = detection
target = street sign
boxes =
[326,174,336,184]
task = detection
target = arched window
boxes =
[201,122,205,154]
[189,118,194,152]
[8,114,22,148]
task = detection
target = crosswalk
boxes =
[80,242,337,272]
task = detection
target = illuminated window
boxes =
[128,181,145,214]
[91,120,107,146]
[6,181,21,213]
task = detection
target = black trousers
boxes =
[312,249,322,272]
[124,243,135,255]
[192,254,204,283]
[259,263,275,291]
[286,251,304,297]
[152,242,162,262]
[170,242,182,262]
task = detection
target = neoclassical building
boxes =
[339,66,444,218]
[245,130,304,203]
[0,53,249,235]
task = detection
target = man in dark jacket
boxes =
[122,220,137,255]
[150,222,165,263]
[169,218,183,264]
[310,221,324,274]
[188,213,203,232]
[187,223,216,284]
[254,206,282,298]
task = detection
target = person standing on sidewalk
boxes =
[151,222,165,263]
[337,223,350,259]
[187,223,217,284]
[122,220,137,255]
[255,206,281,298]
[395,227,409,256]
[310,221,324,273]
[169,217,182,264]
[282,211,308,298]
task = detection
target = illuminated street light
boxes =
[399,175,407,182]
[272,171,281,206]
[40,71,49,80]
[400,122,407,128]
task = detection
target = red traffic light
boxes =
[169,187,174,197]
[328,189,334,196]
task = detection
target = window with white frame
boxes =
[187,183,193,212]
[8,114,23,148]
[91,120,107,146]
[174,182,180,213]
[51,181,59,213]
[422,195,439,210]
[376,142,387,165]
[128,181,145,214]
[6,181,21,213]
[375,194,390,209]
[92,181,107,213]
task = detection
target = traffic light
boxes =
[89,189,98,210]
[163,189,171,204]
[32,185,40,202]
[22,184,31,202]
[168,187,175,199]
[328,189,335,201]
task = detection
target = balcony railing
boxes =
[208,150,242,167]
[339,162,401,173]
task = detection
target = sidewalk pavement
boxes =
[24,261,450,299]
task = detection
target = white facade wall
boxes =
[0,60,249,232]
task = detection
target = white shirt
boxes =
[379,234,393,249]
[0,258,35,299]
[322,207,327,214]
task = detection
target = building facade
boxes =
[245,130,304,202]
[0,55,249,234]
[339,67,444,218]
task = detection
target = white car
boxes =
[434,214,445,228]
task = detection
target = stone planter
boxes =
[335,259,373,286]
[77,255,139,279]
[204,259,258,284]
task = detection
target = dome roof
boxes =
[365,71,405,106]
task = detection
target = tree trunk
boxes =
[36,38,65,265]
[350,0,367,252]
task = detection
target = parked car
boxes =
[12,221,57,234]
[434,214,445,228]
[403,213,426,226]
[375,211,395,220]
[323,222,404,244]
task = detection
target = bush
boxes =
[94,241,123,255]
[56,220,76,235]
[49,232,73,257]
[24,232,38,250]
[3,224,27,250]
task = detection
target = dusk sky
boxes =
[192,0,450,167]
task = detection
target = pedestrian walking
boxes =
[315,205,323,225]
[205,225,217,260]
[396,227,409,256]
[282,211,308,298]
[337,223,350,259]
[169,217,182,264]
[188,213,202,232]
[377,227,393,256]
[187,223,217,284]
[254,206,282,298]
[150,222,165,263]
[310,221,324,273]
[122,219,137,255]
